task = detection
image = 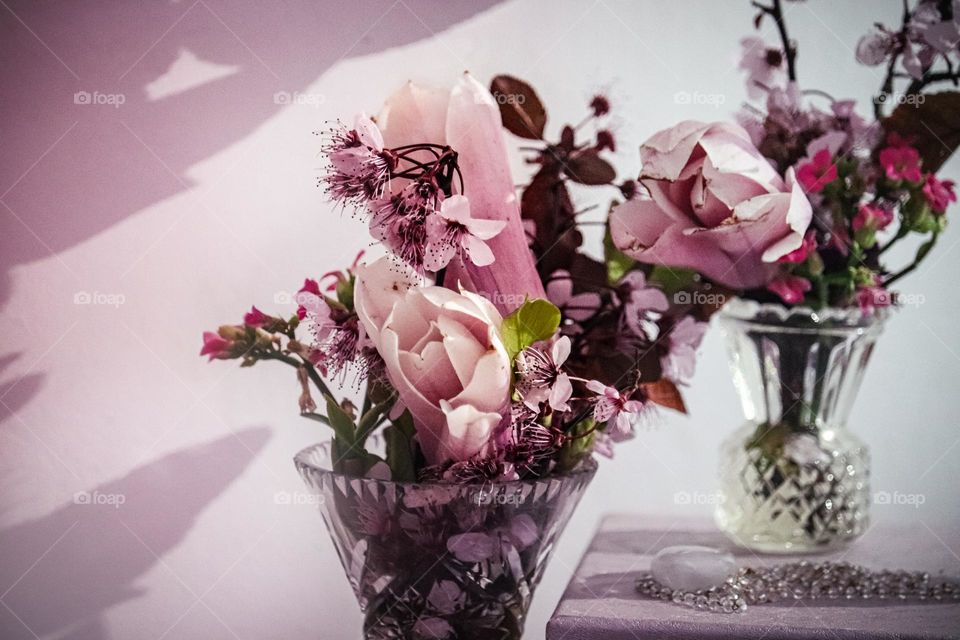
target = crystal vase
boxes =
[295,444,596,639]
[714,300,888,553]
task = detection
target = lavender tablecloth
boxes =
[547,515,960,640]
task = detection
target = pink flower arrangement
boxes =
[200,73,709,483]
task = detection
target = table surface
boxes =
[547,515,960,640]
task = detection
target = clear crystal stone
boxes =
[650,545,737,592]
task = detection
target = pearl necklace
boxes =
[636,560,960,614]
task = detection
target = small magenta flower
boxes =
[767,274,812,305]
[777,230,816,264]
[879,145,923,183]
[424,195,506,271]
[922,174,957,214]
[295,278,323,321]
[856,279,892,313]
[243,306,269,328]
[796,149,838,193]
[516,336,574,412]
[586,380,646,440]
[200,331,233,361]
[852,204,894,232]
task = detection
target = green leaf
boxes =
[916,234,938,262]
[355,397,395,447]
[338,451,385,478]
[384,426,415,482]
[336,274,355,311]
[324,395,357,448]
[299,411,331,426]
[647,265,698,295]
[500,298,561,362]
[603,224,635,284]
[557,418,595,472]
[385,410,417,482]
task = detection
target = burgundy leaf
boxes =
[884,91,960,172]
[559,125,575,152]
[490,75,547,140]
[641,379,687,414]
[564,151,616,185]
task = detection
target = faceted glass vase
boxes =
[295,444,596,639]
[714,300,888,553]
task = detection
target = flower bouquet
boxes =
[609,0,959,551]
[201,73,708,638]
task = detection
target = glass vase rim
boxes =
[717,298,891,331]
[294,442,599,488]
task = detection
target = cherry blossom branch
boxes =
[904,66,960,96]
[260,350,333,400]
[752,0,797,80]
[874,0,909,119]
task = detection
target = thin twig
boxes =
[753,0,797,80]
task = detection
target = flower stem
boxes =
[883,231,939,287]
[753,0,797,81]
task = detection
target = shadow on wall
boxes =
[0,0,505,308]
[0,427,270,640]
[0,353,44,424]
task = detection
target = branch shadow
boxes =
[0,352,45,424]
[0,426,270,639]
[0,0,506,310]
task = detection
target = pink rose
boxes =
[354,257,511,466]
[377,73,545,313]
[610,121,813,289]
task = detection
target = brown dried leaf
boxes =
[641,379,687,414]
[884,91,960,172]
[490,75,547,140]
[564,151,616,185]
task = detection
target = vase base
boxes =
[721,530,855,555]
[716,510,866,555]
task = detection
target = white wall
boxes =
[1,1,956,638]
